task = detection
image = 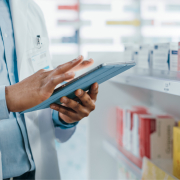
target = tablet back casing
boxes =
[21,62,135,114]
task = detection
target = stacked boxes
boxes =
[116,106,175,166]
[123,42,180,72]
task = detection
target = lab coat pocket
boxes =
[0,152,3,180]
[26,35,52,72]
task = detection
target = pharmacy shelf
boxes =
[111,69,180,96]
[103,140,142,179]
[57,21,91,28]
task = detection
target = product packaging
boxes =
[126,107,148,152]
[173,126,180,179]
[116,106,148,151]
[152,42,178,72]
[178,42,180,72]
[116,106,149,168]
[116,106,125,147]
[142,157,177,180]
[152,43,170,71]
[124,45,134,62]
[136,44,151,69]
[133,44,140,63]
[169,43,178,72]
[139,115,175,160]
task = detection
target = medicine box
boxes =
[124,45,134,62]
[136,44,151,69]
[152,42,178,72]
[169,43,178,71]
[173,126,180,179]
[152,43,170,71]
[139,115,174,160]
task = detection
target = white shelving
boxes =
[103,140,142,179]
[111,69,180,96]
[57,21,91,28]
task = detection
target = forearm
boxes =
[4,57,81,113]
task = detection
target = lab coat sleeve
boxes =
[54,126,76,143]
[0,85,9,120]
[52,110,78,143]
[52,110,79,129]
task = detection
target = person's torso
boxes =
[0,0,35,178]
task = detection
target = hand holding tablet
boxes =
[20,61,136,114]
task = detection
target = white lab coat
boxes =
[0,0,76,179]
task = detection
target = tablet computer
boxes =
[21,61,135,114]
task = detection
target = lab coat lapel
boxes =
[9,1,61,179]
[9,0,28,81]
[9,1,43,178]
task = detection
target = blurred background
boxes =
[34,0,180,179]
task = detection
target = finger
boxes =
[75,90,96,111]
[88,83,99,102]
[51,55,84,76]
[70,58,94,72]
[44,72,75,91]
[60,96,90,116]
[50,104,81,123]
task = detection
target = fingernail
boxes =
[61,97,67,103]
[67,72,74,76]
[87,58,92,62]
[77,55,82,60]
[51,105,56,109]
[77,89,82,96]
[72,55,83,63]
[95,83,98,89]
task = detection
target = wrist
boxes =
[59,113,71,125]
[5,86,14,112]
[59,112,78,125]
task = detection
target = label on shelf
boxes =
[164,82,171,93]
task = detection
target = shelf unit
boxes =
[103,140,142,179]
[88,53,180,180]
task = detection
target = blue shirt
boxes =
[0,0,78,178]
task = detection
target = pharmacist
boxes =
[0,0,99,179]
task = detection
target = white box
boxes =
[169,43,178,71]
[123,45,134,62]
[152,43,170,71]
[137,44,151,69]
[125,107,148,152]
[139,115,175,160]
